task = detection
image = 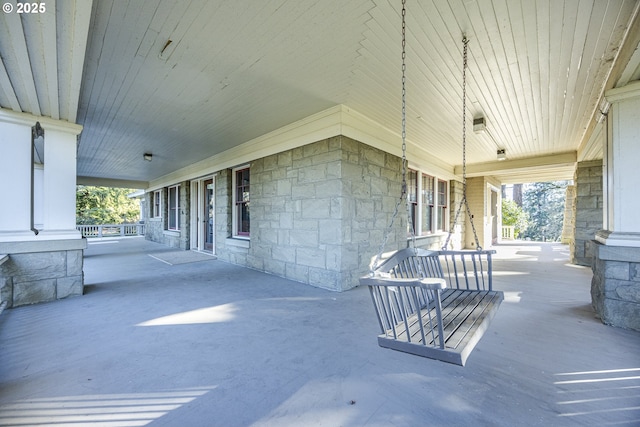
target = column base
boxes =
[591,240,640,331]
[596,230,640,248]
[0,238,87,308]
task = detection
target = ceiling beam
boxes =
[3,10,41,116]
[77,176,148,190]
[456,151,577,180]
[577,1,640,161]
[59,0,93,123]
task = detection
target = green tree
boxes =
[76,186,140,225]
[520,181,568,242]
[501,199,529,239]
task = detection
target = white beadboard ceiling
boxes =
[1,0,639,185]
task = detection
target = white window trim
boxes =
[153,190,161,218]
[408,168,449,237]
[168,185,180,231]
[232,165,250,239]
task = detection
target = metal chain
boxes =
[443,35,482,251]
[372,0,409,272]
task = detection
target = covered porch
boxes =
[0,238,638,426]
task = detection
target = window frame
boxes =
[232,166,250,238]
[406,168,449,237]
[437,179,447,232]
[168,185,180,231]
[153,190,161,218]
[421,173,435,234]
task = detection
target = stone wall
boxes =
[591,242,640,331]
[145,181,191,250]
[0,239,86,308]
[573,161,603,265]
[215,169,250,265]
[213,136,405,291]
[562,185,576,245]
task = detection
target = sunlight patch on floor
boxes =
[137,304,237,326]
[0,387,214,427]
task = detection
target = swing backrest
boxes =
[371,248,495,292]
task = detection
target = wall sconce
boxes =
[143,153,153,162]
[497,149,506,161]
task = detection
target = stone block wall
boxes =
[0,239,86,308]
[573,161,603,265]
[215,136,405,291]
[591,242,640,331]
[562,185,576,245]
[215,169,250,265]
[145,181,191,250]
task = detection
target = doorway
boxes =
[190,176,215,253]
[203,178,214,251]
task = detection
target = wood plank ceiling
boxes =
[2,0,639,184]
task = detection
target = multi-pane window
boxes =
[437,179,447,231]
[407,170,418,235]
[234,167,250,237]
[421,174,434,234]
[168,185,180,230]
[153,190,161,218]
[406,170,448,236]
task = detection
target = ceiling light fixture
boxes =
[143,153,153,162]
[497,149,506,161]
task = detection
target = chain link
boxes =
[443,35,482,251]
[372,0,409,272]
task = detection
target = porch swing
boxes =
[359,1,503,366]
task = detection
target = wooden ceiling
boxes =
[2,0,640,185]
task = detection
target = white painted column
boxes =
[597,81,640,247]
[0,109,83,242]
[0,116,32,239]
[41,128,81,238]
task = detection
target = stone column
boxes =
[591,81,640,331]
[573,161,603,266]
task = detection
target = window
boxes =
[168,185,180,230]
[234,167,250,237]
[437,179,447,231]
[153,190,161,218]
[407,170,418,235]
[406,169,448,237]
[421,174,434,234]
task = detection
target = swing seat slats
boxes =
[361,248,503,366]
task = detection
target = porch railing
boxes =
[501,225,515,240]
[77,224,145,238]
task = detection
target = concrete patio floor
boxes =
[1,238,639,426]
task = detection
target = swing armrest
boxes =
[360,276,447,291]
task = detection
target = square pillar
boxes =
[0,109,85,307]
[590,81,640,331]
[0,119,32,239]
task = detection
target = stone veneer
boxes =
[0,239,86,308]
[215,136,406,291]
[573,160,603,265]
[145,181,191,250]
[562,185,576,245]
[591,242,640,331]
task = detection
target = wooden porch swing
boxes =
[360,1,503,366]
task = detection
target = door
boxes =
[203,179,214,251]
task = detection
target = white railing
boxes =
[501,225,515,240]
[76,224,145,238]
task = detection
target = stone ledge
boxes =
[0,238,87,255]
[594,238,640,261]
[226,238,250,249]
